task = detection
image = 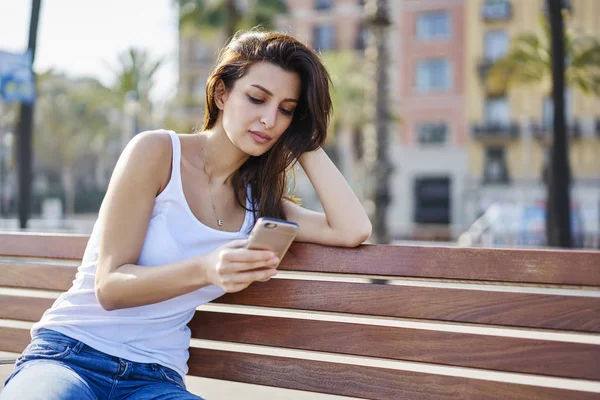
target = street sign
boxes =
[0,50,35,103]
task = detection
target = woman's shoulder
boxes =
[119,130,174,191]
[127,129,173,156]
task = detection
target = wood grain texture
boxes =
[280,243,600,285]
[0,327,30,353]
[0,233,88,260]
[189,311,600,380]
[0,295,54,321]
[0,262,77,291]
[187,348,600,400]
[1,233,599,284]
[215,279,600,332]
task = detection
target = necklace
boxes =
[199,144,224,228]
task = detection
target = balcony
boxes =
[530,119,582,140]
[472,121,520,139]
[481,0,512,22]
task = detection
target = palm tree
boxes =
[106,48,164,135]
[321,51,369,187]
[363,0,393,244]
[486,8,600,247]
[486,15,600,96]
[176,0,287,40]
[35,72,115,216]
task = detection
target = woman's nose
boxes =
[260,108,277,129]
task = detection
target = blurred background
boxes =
[0,0,599,250]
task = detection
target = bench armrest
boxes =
[0,358,16,365]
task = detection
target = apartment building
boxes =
[388,0,468,239]
[465,0,600,235]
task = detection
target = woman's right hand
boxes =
[204,239,280,293]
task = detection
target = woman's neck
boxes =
[195,127,249,186]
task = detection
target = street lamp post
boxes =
[0,130,14,218]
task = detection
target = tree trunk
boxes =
[225,0,240,40]
[16,0,42,229]
[61,166,76,216]
[546,0,572,248]
[364,0,392,244]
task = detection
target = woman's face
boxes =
[218,61,301,157]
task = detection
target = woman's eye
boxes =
[247,95,264,104]
[280,108,294,116]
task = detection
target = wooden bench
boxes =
[1,231,599,399]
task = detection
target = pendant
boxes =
[217,219,224,227]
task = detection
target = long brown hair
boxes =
[203,31,332,228]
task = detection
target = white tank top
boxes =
[32,131,255,378]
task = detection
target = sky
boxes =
[0,0,179,104]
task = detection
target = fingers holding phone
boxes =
[206,239,279,293]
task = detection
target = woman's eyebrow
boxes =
[251,84,298,103]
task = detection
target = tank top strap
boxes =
[165,130,183,192]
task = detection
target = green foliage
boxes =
[322,51,368,140]
[487,14,600,95]
[106,48,164,105]
[175,0,287,38]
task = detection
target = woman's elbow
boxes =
[95,279,119,311]
[341,223,372,247]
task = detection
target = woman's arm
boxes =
[283,147,372,247]
[95,131,278,311]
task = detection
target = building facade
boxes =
[175,0,600,244]
[389,0,468,240]
[465,0,600,243]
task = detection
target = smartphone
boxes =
[246,217,299,260]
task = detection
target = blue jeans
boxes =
[1,329,203,399]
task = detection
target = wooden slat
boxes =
[187,348,600,400]
[2,262,598,333]
[1,233,600,285]
[215,279,600,333]
[281,243,600,285]
[0,295,54,321]
[0,262,77,291]
[0,232,88,260]
[0,327,30,353]
[189,311,600,381]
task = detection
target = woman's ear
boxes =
[215,80,229,110]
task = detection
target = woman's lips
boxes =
[248,130,272,144]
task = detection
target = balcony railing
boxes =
[472,121,520,139]
[530,119,582,140]
[481,0,512,22]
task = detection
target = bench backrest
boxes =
[1,232,599,399]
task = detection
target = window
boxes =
[313,24,336,52]
[484,147,509,183]
[315,0,332,10]
[416,11,451,40]
[481,0,512,21]
[416,59,451,92]
[484,31,509,61]
[484,97,510,125]
[417,123,448,145]
[414,177,451,224]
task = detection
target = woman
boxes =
[1,31,371,399]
